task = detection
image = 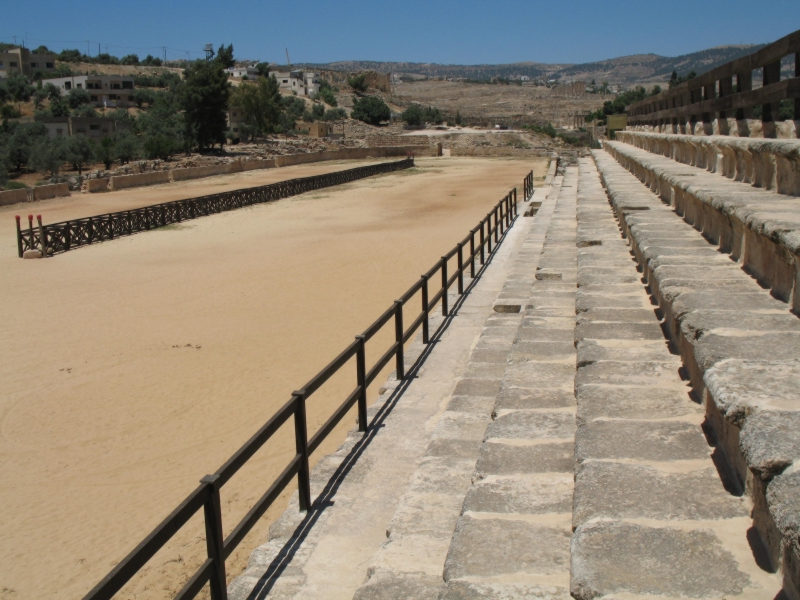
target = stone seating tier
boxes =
[604,138,800,313]
[616,130,800,196]
[593,148,800,598]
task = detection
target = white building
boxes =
[47,75,136,108]
[268,70,319,97]
[226,63,259,79]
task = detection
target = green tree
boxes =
[215,44,235,69]
[6,73,34,104]
[180,54,231,149]
[65,135,95,174]
[49,97,70,117]
[71,104,98,118]
[67,88,92,109]
[402,104,424,126]
[132,88,156,108]
[97,137,115,169]
[120,54,140,65]
[322,108,347,121]
[142,55,163,67]
[317,80,338,106]
[348,74,368,92]
[44,83,61,102]
[230,75,283,135]
[33,88,48,110]
[255,62,272,77]
[58,49,85,63]
[112,132,140,164]
[29,137,67,177]
[142,134,176,160]
[7,123,47,170]
[351,96,390,125]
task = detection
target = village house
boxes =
[0,47,58,78]
[47,74,136,108]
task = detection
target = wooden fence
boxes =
[81,181,528,600]
[16,158,414,258]
[626,29,800,131]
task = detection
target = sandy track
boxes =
[0,156,548,599]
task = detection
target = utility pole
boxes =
[87,40,90,56]
[12,35,16,45]
[286,48,291,68]
[163,47,166,63]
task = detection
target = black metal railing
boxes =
[82,180,526,600]
[626,28,800,130]
[523,170,534,200]
[15,158,415,258]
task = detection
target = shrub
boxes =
[402,104,424,126]
[318,80,338,106]
[523,122,556,138]
[120,54,140,65]
[351,96,390,125]
[67,88,92,109]
[347,74,368,92]
[142,134,175,160]
[322,108,347,121]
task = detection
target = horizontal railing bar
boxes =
[300,339,360,398]
[173,559,214,600]
[365,342,400,387]
[81,168,523,600]
[214,396,299,486]
[308,386,362,454]
[361,305,396,342]
[399,278,424,304]
[82,484,210,600]
[424,258,444,280]
[428,288,444,310]
[403,312,425,343]
[222,455,301,557]
[447,271,459,289]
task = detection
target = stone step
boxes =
[616,130,800,197]
[571,155,782,599]
[353,173,572,600]
[227,175,549,600]
[603,137,800,312]
[434,167,579,599]
[592,149,799,599]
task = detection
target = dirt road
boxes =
[0,156,548,599]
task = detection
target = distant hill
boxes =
[297,44,766,88]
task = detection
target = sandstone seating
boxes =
[604,139,800,312]
[616,130,800,196]
[593,148,800,598]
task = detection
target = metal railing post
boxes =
[487,214,493,255]
[15,216,22,258]
[480,219,486,264]
[200,474,228,600]
[393,300,404,380]
[37,215,47,257]
[441,257,448,317]
[494,206,500,242]
[292,390,312,511]
[421,275,429,344]
[356,335,368,432]
[469,230,476,278]
[457,242,464,294]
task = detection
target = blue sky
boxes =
[3,1,799,65]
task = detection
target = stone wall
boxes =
[0,188,29,206]
[31,183,69,201]
[109,170,170,190]
[86,178,110,193]
[172,163,237,182]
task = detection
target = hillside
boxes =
[298,44,766,87]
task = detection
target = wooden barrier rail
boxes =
[81,179,525,600]
[15,158,414,258]
[626,29,800,132]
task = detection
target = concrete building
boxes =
[38,116,131,140]
[0,47,58,78]
[268,70,320,97]
[226,106,246,137]
[47,75,136,108]
[226,64,259,79]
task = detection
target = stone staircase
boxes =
[230,145,799,599]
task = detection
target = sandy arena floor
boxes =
[0,156,548,599]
